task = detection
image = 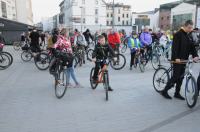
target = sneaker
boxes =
[161,91,172,99]
[74,84,84,88]
[66,83,74,88]
[108,86,113,91]
[174,93,185,100]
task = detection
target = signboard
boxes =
[197,8,200,28]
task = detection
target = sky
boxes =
[32,0,177,23]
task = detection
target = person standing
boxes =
[161,20,199,100]
[40,32,46,47]
[140,27,152,54]
[30,28,40,54]
[83,29,93,47]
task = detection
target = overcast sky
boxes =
[32,0,177,23]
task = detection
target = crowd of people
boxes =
[16,19,200,98]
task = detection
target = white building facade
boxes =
[15,0,33,25]
[106,3,131,26]
[0,0,17,20]
[61,0,107,32]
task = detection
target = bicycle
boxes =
[133,49,146,73]
[0,43,13,70]
[151,41,172,69]
[90,59,111,101]
[153,58,200,108]
[53,51,69,99]
[120,37,128,53]
[87,49,126,70]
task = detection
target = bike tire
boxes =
[0,53,11,70]
[2,51,13,67]
[87,49,94,62]
[13,42,21,51]
[55,67,67,99]
[103,72,109,101]
[153,67,169,93]
[138,54,145,73]
[90,68,98,89]
[110,54,126,70]
[21,51,32,62]
[34,52,50,71]
[185,76,198,108]
[151,54,160,70]
[121,44,127,53]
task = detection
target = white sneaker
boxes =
[74,84,84,88]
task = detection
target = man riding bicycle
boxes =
[108,29,121,54]
[92,35,116,91]
[83,29,94,47]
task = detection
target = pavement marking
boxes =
[139,104,200,132]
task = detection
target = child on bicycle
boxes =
[92,35,116,91]
[128,32,143,70]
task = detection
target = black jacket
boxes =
[92,43,115,60]
[30,31,40,45]
[83,31,93,42]
[171,29,198,61]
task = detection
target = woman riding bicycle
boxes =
[92,35,116,91]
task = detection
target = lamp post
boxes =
[112,0,115,29]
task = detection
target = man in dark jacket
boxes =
[161,20,199,100]
[83,29,93,46]
[30,28,40,53]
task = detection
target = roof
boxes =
[160,0,182,9]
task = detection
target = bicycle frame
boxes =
[97,64,108,83]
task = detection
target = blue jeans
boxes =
[65,67,79,85]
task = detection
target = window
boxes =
[167,16,170,20]
[111,13,113,17]
[126,21,129,25]
[83,18,86,23]
[161,17,164,20]
[95,9,98,15]
[118,9,120,14]
[122,14,124,18]
[1,1,7,18]
[82,0,85,4]
[122,21,124,25]
[107,21,109,25]
[111,21,113,25]
[127,14,129,18]
[95,18,98,24]
[107,13,109,17]
[95,0,98,5]
[118,17,120,22]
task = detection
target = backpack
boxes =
[47,36,54,48]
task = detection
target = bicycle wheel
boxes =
[110,54,126,70]
[103,71,109,101]
[87,49,94,62]
[185,76,198,108]
[34,53,50,70]
[0,53,11,70]
[153,67,169,93]
[21,51,32,62]
[13,42,21,51]
[2,51,13,67]
[90,68,98,89]
[151,54,160,70]
[121,44,127,53]
[55,68,67,99]
[138,54,145,73]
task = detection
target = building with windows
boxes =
[60,0,107,32]
[171,2,196,30]
[132,9,159,32]
[106,3,131,26]
[0,0,17,20]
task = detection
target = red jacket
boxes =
[108,32,121,49]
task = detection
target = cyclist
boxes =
[108,29,121,54]
[83,29,93,47]
[74,31,87,64]
[140,27,152,60]
[52,28,82,88]
[128,32,143,70]
[30,28,41,57]
[92,35,116,91]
